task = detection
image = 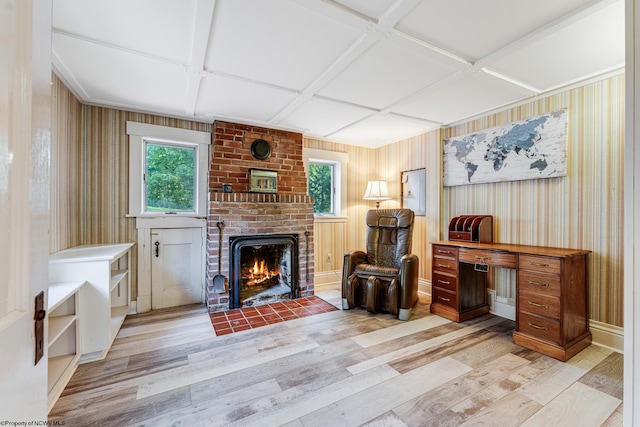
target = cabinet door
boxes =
[151,228,204,309]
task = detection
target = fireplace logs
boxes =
[229,234,299,309]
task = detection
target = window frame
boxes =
[307,160,335,215]
[143,138,198,214]
[303,148,348,221]
[127,122,210,218]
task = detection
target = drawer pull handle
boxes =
[528,280,549,287]
[437,264,450,269]
[528,261,549,267]
[527,322,548,331]
[437,250,452,255]
[437,296,451,302]
[475,256,491,260]
[527,301,548,309]
[437,279,451,285]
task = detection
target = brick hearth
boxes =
[206,121,314,313]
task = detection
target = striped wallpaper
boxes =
[51,72,623,327]
[50,74,211,297]
[442,74,624,327]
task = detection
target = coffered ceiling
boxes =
[52,0,625,147]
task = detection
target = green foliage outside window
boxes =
[146,143,195,212]
[308,163,333,214]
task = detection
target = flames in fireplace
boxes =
[244,257,281,287]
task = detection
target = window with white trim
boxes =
[127,122,210,217]
[303,148,348,218]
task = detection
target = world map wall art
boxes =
[443,109,568,186]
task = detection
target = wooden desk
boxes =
[431,240,592,361]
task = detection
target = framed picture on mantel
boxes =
[401,168,426,216]
[249,168,277,193]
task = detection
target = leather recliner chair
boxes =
[342,208,419,320]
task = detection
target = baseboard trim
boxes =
[590,319,624,353]
[314,270,341,287]
[488,289,516,321]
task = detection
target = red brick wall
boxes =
[206,193,315,313]
[206,122,314,313]
[210,121,307,194]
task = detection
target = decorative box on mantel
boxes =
[448,215,493,243]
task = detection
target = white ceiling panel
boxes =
[204,0,363,91]
[328,114,440,147]
[52,0,197,64]
[487,0,625,91]
[52,33,189,115]
[391,71,534,124]
[317,37,467,109]
[331,0,400,21]
[195,74,298,123]
[51,0,626,147]
[395,0,595,61]
[277,97,373,137]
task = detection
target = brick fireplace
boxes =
[206,121,314,313]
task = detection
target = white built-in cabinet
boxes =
[47,280,84,412]
[49,243,134,363]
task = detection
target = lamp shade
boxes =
[363,180,391,208]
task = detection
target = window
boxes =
[303,148,348,219]
[308,161,334,215]
[127,122,210,217]
[145,141,196,213]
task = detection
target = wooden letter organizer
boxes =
[448,215,493,243]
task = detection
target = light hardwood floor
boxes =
[49,288,623,426]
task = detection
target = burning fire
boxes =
[244,257,279,286]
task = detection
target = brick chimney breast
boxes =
[206,121,314,313]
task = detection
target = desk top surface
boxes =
[432,240,591,258]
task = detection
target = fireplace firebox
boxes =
[229,234,299,309]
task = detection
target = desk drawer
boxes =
[459,249,516,268]
[433,245,458,258]
[433,288,457,309]
[519,291,560,319]
[518,271,561,297]
[519,311,561,344]
[433,272,456,292]
[433,257,458,273]
[519,254,561,275]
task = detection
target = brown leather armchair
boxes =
[342,209,419,320]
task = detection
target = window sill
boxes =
[314,215,348,223]
[133,216,207,229]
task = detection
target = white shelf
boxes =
[47,353,80,413]
[49,243,134,361]
[110,305,129,342]
[47,279,84,413]
[48,315,76,347]
[49,243,133,263]
[48,281,85,311]
[110,270,128,292]
[48,354,75,393]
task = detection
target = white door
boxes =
[151,228,204,309]
[0,0,50,418]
